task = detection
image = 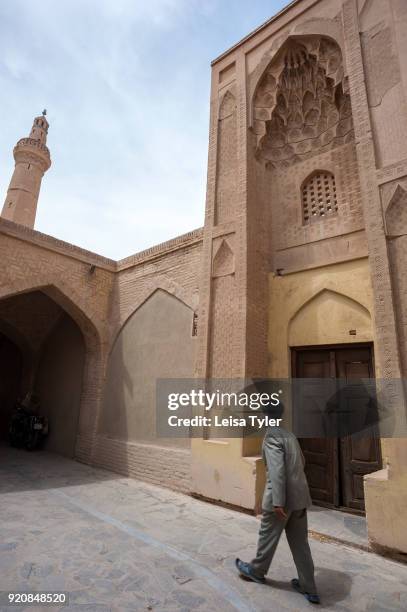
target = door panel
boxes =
[295,350,337,506]
[336,349,381,511]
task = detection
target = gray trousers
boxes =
[251,508,317,595]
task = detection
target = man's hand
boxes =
[273,506,287,520]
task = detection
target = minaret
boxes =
[1,110,51,228]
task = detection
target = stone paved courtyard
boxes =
[1,447,407,612]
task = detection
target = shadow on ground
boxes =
[266,568,352,607]
[0,444,123,494]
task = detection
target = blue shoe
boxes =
[235,558,266,584]
[291,578,320,604]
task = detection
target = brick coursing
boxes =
[92,437,191,493]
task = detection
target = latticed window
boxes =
[302,171,338,224]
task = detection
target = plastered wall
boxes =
[99,289,196,449]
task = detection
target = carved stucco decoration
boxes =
[253,37,353,169]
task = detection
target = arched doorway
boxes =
[289,290,381,513]
[0,290,88,458]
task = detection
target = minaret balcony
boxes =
[13,138,51,171]
[15,137,50,155]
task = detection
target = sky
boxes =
[0,0,290,260]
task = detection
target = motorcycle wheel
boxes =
[9,430,23,448]
[25,431,39,451]
[9,434,18,447]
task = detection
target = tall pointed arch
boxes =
[216,90,238,224]
[385,184,407,237]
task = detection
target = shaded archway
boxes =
[0,287,102,459]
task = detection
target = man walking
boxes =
[235,399,320,605]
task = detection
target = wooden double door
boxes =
[292,344,382,513]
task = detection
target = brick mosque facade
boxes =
[1,0,407,557]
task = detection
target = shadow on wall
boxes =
[35,313,85,458]
[100,288,195,447]
[96,289,197,483]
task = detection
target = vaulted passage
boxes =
[0,290,85,457]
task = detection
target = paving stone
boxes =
[1,448,407,611]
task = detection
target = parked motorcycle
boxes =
[9,394,49,450]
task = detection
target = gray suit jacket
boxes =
[262,426,312,511]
